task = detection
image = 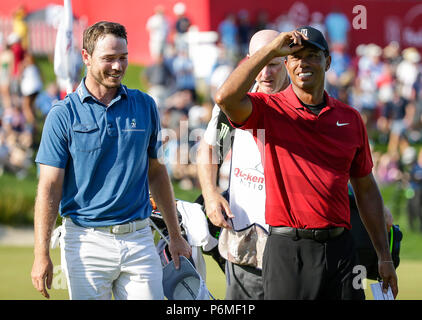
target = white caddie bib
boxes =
[229,129,268,232]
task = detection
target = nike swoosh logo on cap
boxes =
[336,121,350,127]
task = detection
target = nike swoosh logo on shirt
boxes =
[336,121,350,127]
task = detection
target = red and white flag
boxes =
[54,0,74,94]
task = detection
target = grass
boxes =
[0,246,226,300]
[36,55,58,88]
[379,184,422,261]
[0,245,420,300]
[0,247,67,300]
[121,63,145,91]
[364,260,422,300]
[0,170,38,226]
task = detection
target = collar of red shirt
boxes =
[284,84,333,112]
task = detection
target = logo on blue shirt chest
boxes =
[121,118,146,133]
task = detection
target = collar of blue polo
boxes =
[76,78,128,104]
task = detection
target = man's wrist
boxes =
[34,248,50,258]
[202,188,219,199]
[168,230,184,241]
[378,252,393,263]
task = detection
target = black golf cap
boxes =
[296,26,329,54]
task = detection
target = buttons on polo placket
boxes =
[107,124,117,137]
[105,108,118,137]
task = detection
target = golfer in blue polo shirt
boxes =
[31,21,191,300]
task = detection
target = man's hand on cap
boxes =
[273,30,308,57]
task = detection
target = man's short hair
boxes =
[83,21,127,55]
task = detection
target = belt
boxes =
[269,226,344,242]
[95,219,150,234]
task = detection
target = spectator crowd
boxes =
[0,3,421,232]
[0,16,60,180]
[144,3,422,232]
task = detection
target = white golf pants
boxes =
[59,218,164,300]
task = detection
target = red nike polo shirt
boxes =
[236,85,373,229]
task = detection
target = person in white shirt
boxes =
[146,5,169,60]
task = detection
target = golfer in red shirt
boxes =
[215,26,398,300]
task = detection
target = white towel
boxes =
[50,226,62,249]
[176,201,218,250]
[191,246,207,281]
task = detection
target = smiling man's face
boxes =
[83,34,128,89]
[285,46,331,92]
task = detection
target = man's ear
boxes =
[325,54,331,72]
[81,49,91,67]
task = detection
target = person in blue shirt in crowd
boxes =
[218,13,239,64]
[35,82,60,116]
[325,8,350,46]
[30,21,191,300]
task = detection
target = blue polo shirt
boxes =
[35,79,162,227]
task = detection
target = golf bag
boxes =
[149,196,216,300]
[349,186,402,280]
